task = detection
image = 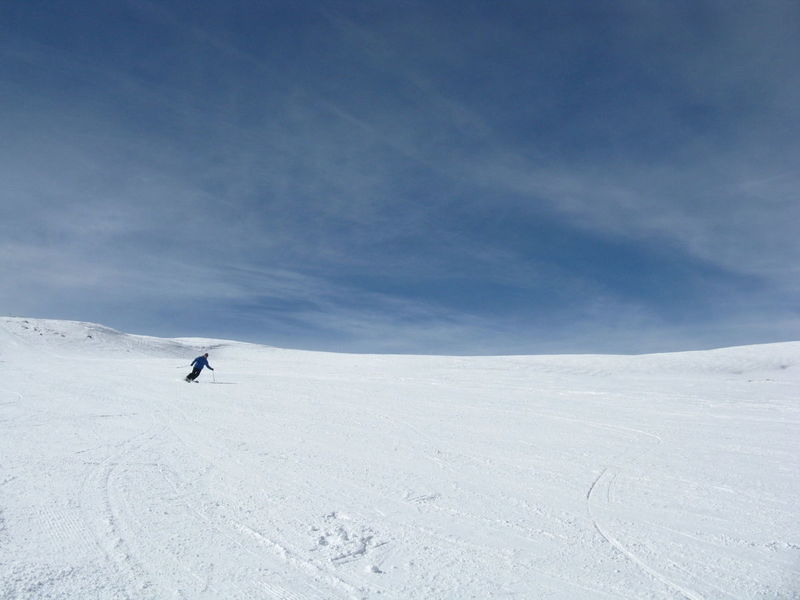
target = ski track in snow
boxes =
[519,405,710,599]
[1,317,799,599]
[587,469,704,600]
[575,417,702,599]
[140,396,356,599]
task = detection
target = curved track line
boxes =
[587,468,705,600]
[520,406,707,598]
[78,432,157,599]
[542,406,705,600]
[583,416,707,600]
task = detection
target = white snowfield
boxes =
[0,317,798,600]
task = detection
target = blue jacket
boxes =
[191,355,213,371]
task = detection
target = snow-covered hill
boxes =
[1,317,798,599]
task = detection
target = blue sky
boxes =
[2,0,799,354]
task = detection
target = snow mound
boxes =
[502,342,800,378]
[0,317,194,358]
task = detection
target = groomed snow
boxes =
[1,317,798,599]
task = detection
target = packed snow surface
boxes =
[1,317,798,599]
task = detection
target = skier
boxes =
[185,353,213,382]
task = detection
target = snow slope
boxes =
[1,317,798,599]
